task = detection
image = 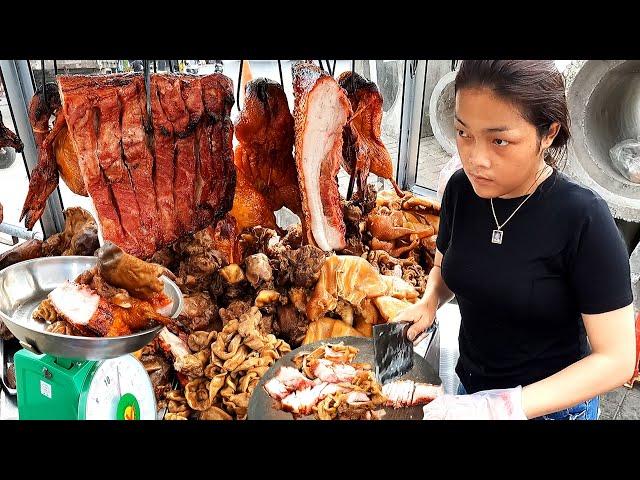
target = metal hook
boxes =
[237,60,244,112]
[143,60,151,120]
[346,59,358,201]
[277,60,284,87]
[409,60,418,79]
[40,60,47,106]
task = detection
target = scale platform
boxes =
[0,256,183,420]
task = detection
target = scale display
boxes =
[81,355,156,420]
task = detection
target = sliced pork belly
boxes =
[345,391,370,405]
[276,366,316,390]
[281,383,326,415]
[382,380,444,408]
[412,383,444,405]
[312,359,357,383]
[264,378,290,401]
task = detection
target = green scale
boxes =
[0,256,184,420]
[14,351,155,420]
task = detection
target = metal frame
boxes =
[0,58,437,242]
[0,60,64,238]
[396,60,437,201]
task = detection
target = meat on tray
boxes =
[262,342,443,420]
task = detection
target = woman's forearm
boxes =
[521,352,632,418]
[419,250,454,309]
[521,304,636,418]
[420,265,454,310]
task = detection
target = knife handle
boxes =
[412,320,437,346]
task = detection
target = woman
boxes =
[394,60,635,420]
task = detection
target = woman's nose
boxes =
[467,142,492,170]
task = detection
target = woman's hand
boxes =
[422,386,527,420]
[391,295,438,344]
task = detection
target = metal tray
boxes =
[0,256,183,361]
[248,336,442,420]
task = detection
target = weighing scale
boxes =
[0,256,183,420]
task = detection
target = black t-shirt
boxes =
[437,168,633,393]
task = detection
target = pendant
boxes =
[491,229,503,244]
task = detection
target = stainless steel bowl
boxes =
[0,256,183,360]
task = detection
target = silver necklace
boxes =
[490,165,550,245]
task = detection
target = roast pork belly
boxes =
[382,380,444,408]
[58,72,236,259]
[292,62,351,252]
[48,281,170,337]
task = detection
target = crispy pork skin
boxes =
[292,62,350,251]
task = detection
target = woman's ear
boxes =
[541,122,561,150]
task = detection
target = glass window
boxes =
[0,70,43,254]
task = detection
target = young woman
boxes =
[394,60,635,420]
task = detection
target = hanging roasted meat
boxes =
[20,73,236,259]
[20,109,67,229]
[0,110,23,153]
[19,83,86,230]
[292,62,351,252]
[28,83,61,148]
[231,78,302,231]
[338,71,402,196]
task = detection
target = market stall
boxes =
[0,60,443,420]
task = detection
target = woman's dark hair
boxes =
[455,60,570,169]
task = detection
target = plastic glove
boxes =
[422,386,527,420]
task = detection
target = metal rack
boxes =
[0,59,434,241]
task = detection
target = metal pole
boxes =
[396,60,427,192]
[0,223,43,241]
[0,60,64,236]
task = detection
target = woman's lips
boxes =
[470,173,493,184]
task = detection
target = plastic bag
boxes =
[437,153,463,202]
[609,137,640,183]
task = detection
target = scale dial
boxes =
[82,355,156,420]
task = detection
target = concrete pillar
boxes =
[421,61,453,137]
[566,60,640,223]
[428,71,458,156]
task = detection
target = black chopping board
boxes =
[248,335,441,420]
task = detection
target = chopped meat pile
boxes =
[263,342,443,420]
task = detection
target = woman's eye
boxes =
[457,129,469,138]
[493,138,509,146]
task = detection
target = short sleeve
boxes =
[568,196,632,314]
[435,172,455,255]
